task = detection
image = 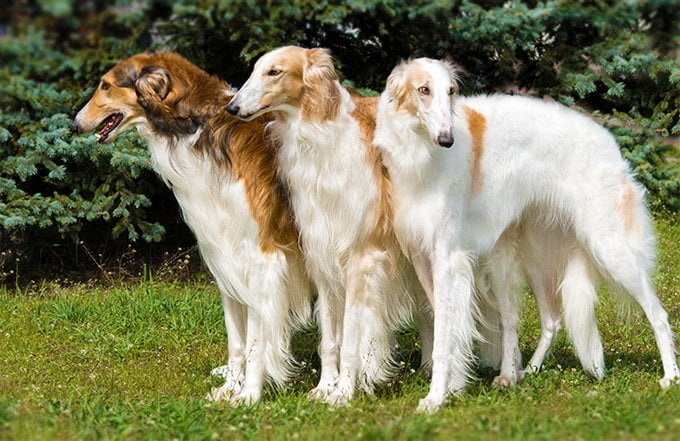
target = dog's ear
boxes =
[303,48,338,88]
[440,59,461,95]
[300,48,341,121]
[385,61,410,107]
[135,66,172,101]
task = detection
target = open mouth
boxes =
[96,113,124,142]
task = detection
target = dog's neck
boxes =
[374,93,434,181]
[271,83,356,151]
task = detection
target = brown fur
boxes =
[386,59,459,116]
[462,105,487,196]
[617,181,637,232]
[301,48,342,122]
[350,94,398,257]
[81,52,299,255]
[256,47,341,122]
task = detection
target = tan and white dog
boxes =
[227,46,431,405]
[72,52,312,405]
[374,58,679,411]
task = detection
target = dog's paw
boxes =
[308,383,337,402]
[229,388,261,406]
[659,375,680,389]
[492,372,522,388]
[206,383,238,403]
[416,394,446,413]
[324,389,352,407]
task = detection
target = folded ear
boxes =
[303,48,338,88]
[440,59,461,95]
[135,66,172,101]
[385,61,409,107]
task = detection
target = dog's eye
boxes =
[448,86,455,96]
[418,86,430,96]
[101,82,111,91]
[268,69,282,77]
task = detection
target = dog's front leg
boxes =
[230,307,266,405]
[326,248,392,406]
[309,279,343,401]
[417,248,475,413]
[208,296,246,401]
[411,253,434,375]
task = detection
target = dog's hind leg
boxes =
[523,264,561,374]
[579,215,678,386]
[487,243,524,388]
[560,247,605,379]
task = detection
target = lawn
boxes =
[1,213,679,441]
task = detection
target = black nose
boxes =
[71,120,82,134]
[226,102,240,116]
[437,131,454,148]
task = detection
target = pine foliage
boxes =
[1,0,678,265]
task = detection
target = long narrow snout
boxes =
[225,91,260,121]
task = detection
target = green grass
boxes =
[1,213,679,440]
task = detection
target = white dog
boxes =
[227,46,431,405]
[374,58,679,412]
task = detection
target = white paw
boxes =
[324,389,352,407]
[206,383,239,402]
[492,372,522,388]
[659,375,680,389]
[416,394,445,413]
[230,388,261,406]
[308,384,337,402]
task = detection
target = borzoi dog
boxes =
[374,58,679,412]
[72,52,312,404]
[227,46,431,405]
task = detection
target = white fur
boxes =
[375,58,679,411]
[138,125,312,405]
[271,88,421,405]
[231,50,426,406]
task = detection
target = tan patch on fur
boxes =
[81,52,300,257]
[389,66,432,115]
[300,48,341,122]
[257,47,305,116]
[350,93,400,276]
[462,105,487,196]
[617,181,637,231]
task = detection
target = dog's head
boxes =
[72,53,190,143]
[383,58,459,148]
[226,46,339,122]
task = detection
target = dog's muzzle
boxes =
[437,129,454,148]
[71,119,82,134]
[226,102,240,116]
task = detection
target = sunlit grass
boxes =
[1,211,678,440]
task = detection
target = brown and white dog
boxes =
[72,52,312,405]
[227,46,432,405]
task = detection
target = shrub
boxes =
[1,0,678,275]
